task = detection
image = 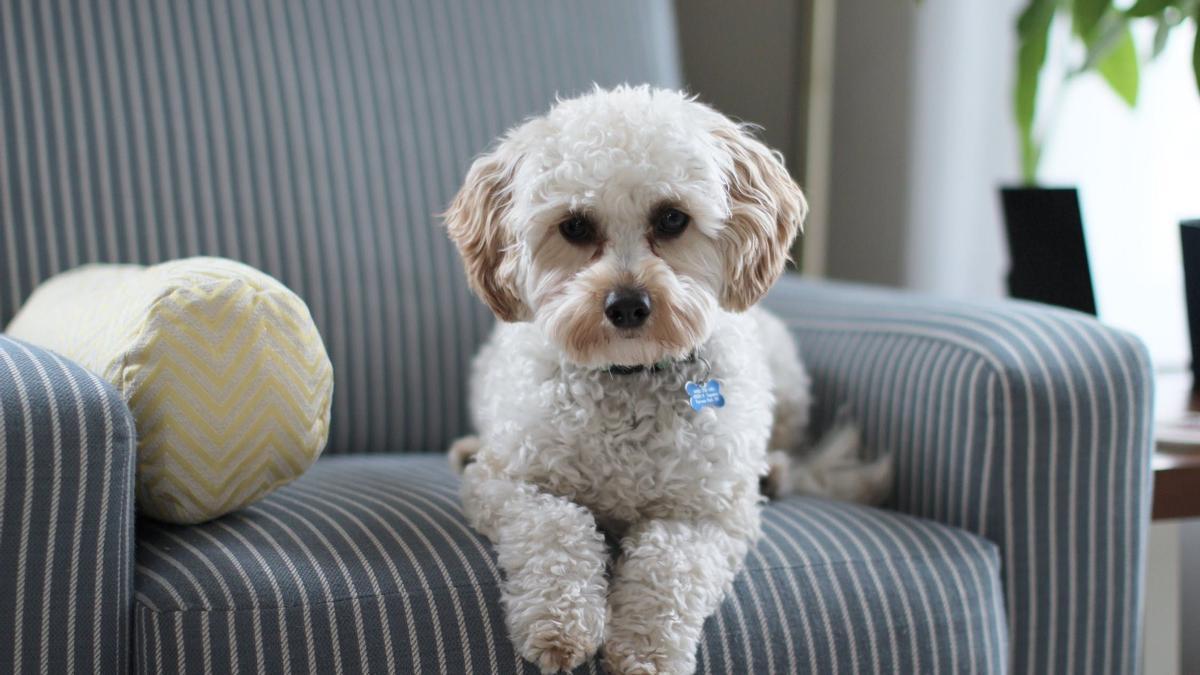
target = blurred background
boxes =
[0,0,1195,671]
[676,1,1199,672]
[680,0,1198,371]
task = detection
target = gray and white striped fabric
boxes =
[0,336,137,673]
[0,0,681,456]
[134,453,1007,674]
[764,276,1155,675]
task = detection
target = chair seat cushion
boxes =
[134,454,1008,673]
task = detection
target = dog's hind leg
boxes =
[765,425,894,505]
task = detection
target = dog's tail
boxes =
[448,435,482,474]
[763,424,893,505]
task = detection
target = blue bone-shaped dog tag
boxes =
[685,380,725,411]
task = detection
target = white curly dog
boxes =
[443,86,892,675]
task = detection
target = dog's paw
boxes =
[602,633,692,675]
[447,435,482,474]
[602,615,694,675]
[602,639,665,675]
[521,618,601,674]
[507,575,607,673]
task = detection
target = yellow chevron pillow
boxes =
[6,257,333,524]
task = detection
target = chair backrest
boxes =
[0,0,682,454]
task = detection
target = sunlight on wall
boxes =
[1040,22,1200,369]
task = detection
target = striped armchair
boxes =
[0,1,1153,673]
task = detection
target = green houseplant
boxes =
[1015,0,1200,183]
[1001,0,1199,313]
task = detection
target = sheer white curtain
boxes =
[1039,21,1199,369]
[902,0,1018,301]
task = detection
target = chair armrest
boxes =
[764,275,1154,675]
[0,335,136,673]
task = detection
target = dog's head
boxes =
[444,85,806,368]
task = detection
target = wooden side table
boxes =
[1154,372,1200,521]
[1154,452,1200,520]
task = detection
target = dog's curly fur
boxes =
[444,86,892,675]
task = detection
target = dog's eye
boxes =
[654,208,690,238]
[558,214,597,244]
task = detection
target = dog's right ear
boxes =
[443,146,529,322]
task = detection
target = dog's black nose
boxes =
[604,289,651,329]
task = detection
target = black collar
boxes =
[605,352,696,376]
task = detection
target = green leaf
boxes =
[1152,12,1172,58]
[1074,0,1109,40]
[1015,0,1057,184]
[1078,12,1129,71]
[1076,12,1141,107]
[1097,26,1140,106]
[1127,0,1171,18]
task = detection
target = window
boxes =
[1040,21,1200,369]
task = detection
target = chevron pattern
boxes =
[6,257,333,524]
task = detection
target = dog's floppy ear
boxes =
[712,123,808,311]
[443,146,529,322]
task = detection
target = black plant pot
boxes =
[1180,220,1200,387]
[999,186,1097,315]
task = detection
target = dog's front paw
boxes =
[603,609,697,675]
[602,630,691,675]
[602,640,660,675]
[489,489,610,673]
[507,584,606,673]
[522,617,601,673]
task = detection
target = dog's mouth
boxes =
[560,332,688,370]
[536,280,714,369]
[597,329,700,368]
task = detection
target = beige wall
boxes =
[824,0,1016,297]
[675,0,833,273]
[675,0,805,174]
[823,0,915,287]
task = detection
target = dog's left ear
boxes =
[712,124,808,311]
